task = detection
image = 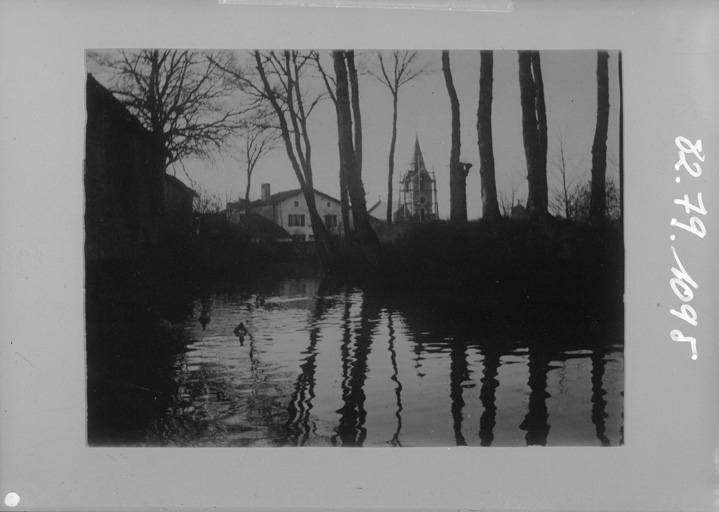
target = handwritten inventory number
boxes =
[669,136,705,360]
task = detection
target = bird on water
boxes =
[234,322,248,337]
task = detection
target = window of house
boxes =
[288,214,305,227]
[308,235,315,241]
[324,214,338,227]
[327,202,331,207]
[294,201,299,207]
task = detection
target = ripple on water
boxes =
[132,279,624,447]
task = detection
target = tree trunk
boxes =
[244,174,252,214]
[339,154,352,239]
[346,51,362,177]
[442,51,467,222]
[531,51,548,216]
[618,51,623,227]
[589,51,610,224]
[386,93,398,224]
[518,51,547,220]
[253,51,335,270]
[477,50,501,222]
[333,51,380,267]
[560,152,570,220]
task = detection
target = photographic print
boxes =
[84,49,624,448]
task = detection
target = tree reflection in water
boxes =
[386,312,404,447]
[449,338,470,446]
[88,272,624,447]
[478,348,501,446]
[591,347,611,447]
[332,290,382,447]
[283,318,320,446]
[519,346,551,446]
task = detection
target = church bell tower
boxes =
[395,137,438,222]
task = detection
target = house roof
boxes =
[165,174,199,197]
[241,213,292,239]
[86,73,170,158]
[251,188,341,206]
[226,199,250,210]
[368,199,383,215]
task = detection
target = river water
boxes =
[87,272,624,447]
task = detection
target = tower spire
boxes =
[413,136,427,173]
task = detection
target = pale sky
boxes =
[89,49,621,220]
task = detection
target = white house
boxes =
[251,183,349,242]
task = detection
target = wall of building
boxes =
[253,186,349,242]
[274,192,345,241]
[163,175,197,240]
[85,74,166,262]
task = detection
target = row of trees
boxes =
[89,49,621,270]
[441,49,619,225]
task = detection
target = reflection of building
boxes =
[242,183,349,242]
[394,138,438,223]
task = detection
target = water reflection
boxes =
[519,346,551,446]
[283,294,323,446]
[386,312,404,447]
[333,291,380,447]
[591,348,611,447]
[478,348,501,446]
[87,272,624,447]
[449,339,470,446]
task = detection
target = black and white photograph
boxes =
[3,1,719,510]
[85,49,624,448]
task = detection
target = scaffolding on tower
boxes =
[394,137,437,223]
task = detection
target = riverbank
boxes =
[369,217,623,344]
[87,217,623,346]
[85,218,623,444]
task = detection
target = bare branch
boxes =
[90,49,248,167]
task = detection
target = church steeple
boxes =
[412,136,427,174]
[395,136,438,223]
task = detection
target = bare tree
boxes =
[333,50,381,267]
[518,51,549,220]
[569,177,620,223]
[442,51,471,222]
[618,51,624,227]
[589,50,610,224]
[194,188,224,214]
[237,112,278,214]
[532,52,548,195]
[499,174,522,217]
[251,50,335,269]
[310,50,352,238]
[88,49,246,173]
[548,127,578,219]
[369,51,427,224]
[477,50,501,222]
